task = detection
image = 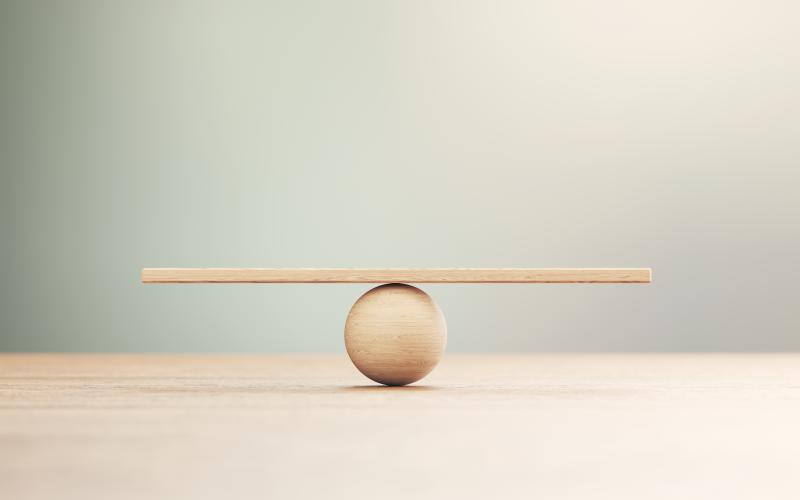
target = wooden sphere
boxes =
[344,284,447,386]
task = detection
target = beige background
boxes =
[1,0,798,352]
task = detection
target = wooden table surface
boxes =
[2,354,799,500]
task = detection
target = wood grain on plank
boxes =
[141,268,652,284]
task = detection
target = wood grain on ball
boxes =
[344,284,447,386]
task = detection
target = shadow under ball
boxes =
[344,284,447,386]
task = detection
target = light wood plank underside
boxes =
[141,268,651,284]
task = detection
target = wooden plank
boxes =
[141,268,652,284]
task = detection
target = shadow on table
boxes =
[341,385,442,392]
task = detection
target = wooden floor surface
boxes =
[1,354,799,499]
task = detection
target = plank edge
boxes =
[141,268,652,284]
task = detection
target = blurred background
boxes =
[1,0,798,352]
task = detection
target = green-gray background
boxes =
[1,0,798,352]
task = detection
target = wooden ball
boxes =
[344,284,447,386]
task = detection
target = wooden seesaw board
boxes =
[141,268,652,284]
